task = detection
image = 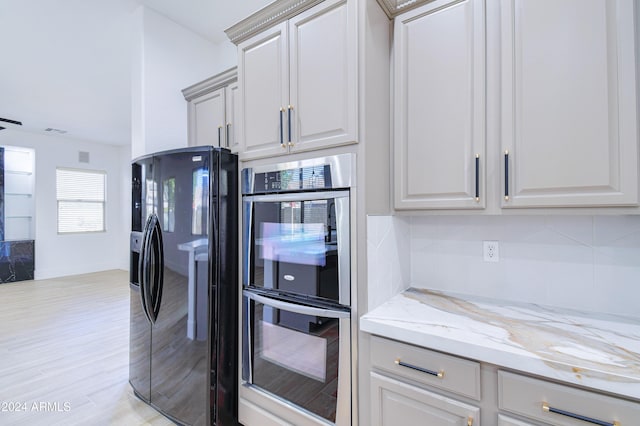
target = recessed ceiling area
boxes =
[0,0,271,146]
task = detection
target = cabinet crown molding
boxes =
[376,0,438,18]
[225,0,325,45]
[182,67,237,101]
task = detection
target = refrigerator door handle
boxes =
[149,216,164,322]
[138,215,154,323]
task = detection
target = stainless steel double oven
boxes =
[241,154,353,424]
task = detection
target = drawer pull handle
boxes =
[280,107,286,148]
[394,359,444,378]
[287,105,294,147]
[542,403,620,426]
[475,154,480,202]
[504,149,510,201]
[467,416,473,426]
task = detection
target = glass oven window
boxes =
[250,199,339,303]
[249,299,342,423]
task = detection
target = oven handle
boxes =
[243,290,350,319]
[243,190,349,203]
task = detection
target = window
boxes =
[56,168,106,233]
[163,177,175,232]
[192,168,209,235]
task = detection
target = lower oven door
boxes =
[242,290,350,425]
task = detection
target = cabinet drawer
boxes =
[371,372,480,426]
[370,336,481,400]
[497,415,536,426]
[498,370,640,426]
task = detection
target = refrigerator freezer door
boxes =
[129,157,153,402]
[150,149,211,426]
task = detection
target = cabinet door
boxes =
[500,0,638,208]
[288,0,357,153]
[371,372,480,426]
[394,0,486,210]
[238,22,289,160]
[225,81,240,152]
[189,87,226,147]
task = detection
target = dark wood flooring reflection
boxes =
[150,267,207,426]
[251,303,340,422]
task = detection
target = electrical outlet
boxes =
[483,240,499,262]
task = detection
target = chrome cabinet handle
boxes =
[542,403,620,426]
[226,123,231,148]
[287,105,294,147]
[504,149,510,201]
[280,107,285,148]
[394,359,444,379]
[475,154,480,202]
[218,125,223,147]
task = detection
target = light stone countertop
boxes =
[360,288,640,400]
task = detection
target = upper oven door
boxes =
[243,190,350,306]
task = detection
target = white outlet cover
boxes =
[483,240,499,262]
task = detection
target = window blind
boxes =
[56,168,106,233]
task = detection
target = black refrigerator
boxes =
[129,146,238,426]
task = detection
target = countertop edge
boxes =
[360,314,640,402]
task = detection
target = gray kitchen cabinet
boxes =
[394,0,486,210]
[234,0,357,160]
[499,0,638,208]
[225,80,240,152]
[182,68,238,151]
[371,372,479,426]
[371,335,481,401]
[498,370,639,426]
[370,336,480,426]
[368,335,640,426]
[393,0,639,211]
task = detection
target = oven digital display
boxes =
[254,165,332,192]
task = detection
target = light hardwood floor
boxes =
[0,270,174,426]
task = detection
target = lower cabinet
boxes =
[368,335,640,426]
[498,371,639,426]
[370,336,480,426]
[371,372,479,426]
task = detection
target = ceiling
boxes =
[0,0,271,146]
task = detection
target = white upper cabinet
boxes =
[191,88,226,148]
[393,0,639,211]
[183,68,238,151]
[236,0,357,160]
[289,0,357,152]
[238,23,289,158]
[500,0,638,208]
[225,81,240,152]
[394,0,486,210]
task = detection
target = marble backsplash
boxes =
[367,215,640,318]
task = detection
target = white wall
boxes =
[0,128,127,279]
[367,215,640,319]
[119,144,132,271]
[131,6,233,158]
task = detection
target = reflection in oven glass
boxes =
[252,303,340,422]
[250,199,340,303]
